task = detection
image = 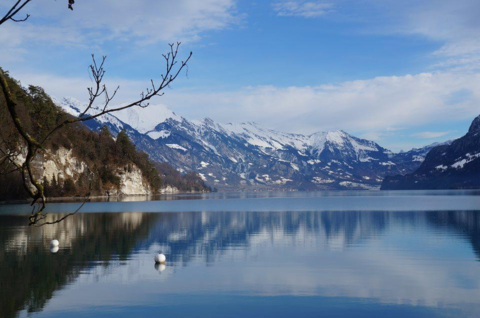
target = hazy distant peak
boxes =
[57,97,182,134]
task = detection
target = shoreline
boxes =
[1,188,479,207]
[0,191,211,206]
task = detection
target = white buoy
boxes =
[155,263,166,273]
[50,239,59,247]
[155,253,166,264]
[50,246,59,253]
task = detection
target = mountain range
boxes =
[382,115,480,190]
[57,97,450,190]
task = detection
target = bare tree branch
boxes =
[0,2,191,226]
[0,42,192,226]
[41,43,192,145]
[0,146,22,175]
[0,0,32,26]
[33,194,88,227]
[10,14,30,22]
[0,0,74,26]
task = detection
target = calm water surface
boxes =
[1,191,480,318]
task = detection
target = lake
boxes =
[1,190,480,318]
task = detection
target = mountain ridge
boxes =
[382,114,480,190]
[57,97,449,190]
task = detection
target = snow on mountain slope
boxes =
[55,97,127,132]
[57,98,437,190]
[113,104,182,134]
[55,97,182,134]
[220,122,308,151]
[382,115,479,190]
[308,130,382,160]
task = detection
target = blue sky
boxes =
[1,0,480,151]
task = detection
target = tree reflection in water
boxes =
[0,213,159,318]
[1,210,480,318]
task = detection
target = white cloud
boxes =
[0,0,240,52]
[359,131,384,142]
[273,1,332,18]
[15,71,480,141]
[385,127,405,132]
[412,131,453,139]
[12,69,480,151]
[404,0,480,56]
[12,71,148,105]
[267,0,480,70]
[162,72,480,135]
[354,0,480,71]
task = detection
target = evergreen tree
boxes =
[116,130,136,162]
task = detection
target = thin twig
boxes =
[34,197,88,226]
[0,42,192,226]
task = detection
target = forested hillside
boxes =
[156,162,212,193]
[0,72,209,201]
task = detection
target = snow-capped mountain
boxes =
[57,98,442,190]
[388,140,453,174]
[382,115,480,190]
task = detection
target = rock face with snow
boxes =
[382,115,480,190]
[57,98,441,190]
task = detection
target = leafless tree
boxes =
[0,0,75,25]
[0,0,33,25]
[0,1,192,226]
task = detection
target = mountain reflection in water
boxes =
[2,210,480,318]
